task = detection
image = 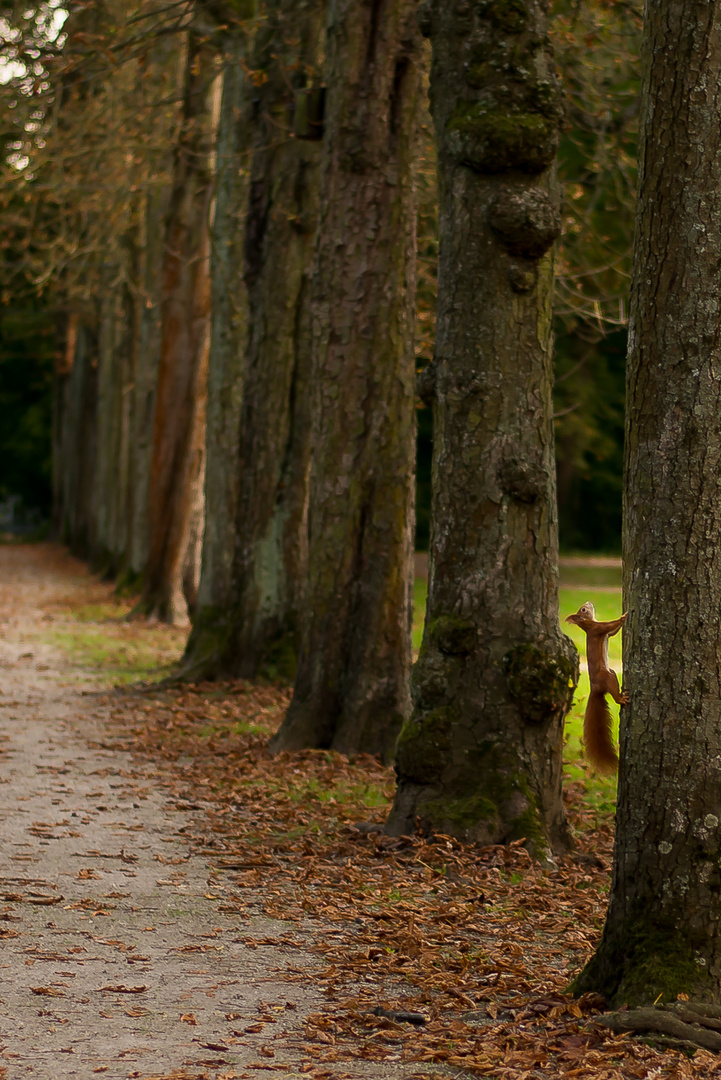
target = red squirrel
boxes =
[565,602,628,774]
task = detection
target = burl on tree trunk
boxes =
[573,0,721,1007]
[384,0,578,856]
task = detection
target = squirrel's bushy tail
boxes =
[584,691,619,774]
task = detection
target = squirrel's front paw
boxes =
[620,692,630,705]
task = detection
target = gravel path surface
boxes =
[0,545,421,1080]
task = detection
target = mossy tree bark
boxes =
[384,0,577,854]
[573,0,721,1006]
[270,0,421,761]
[138,18,220,625]
[183,0,324,681]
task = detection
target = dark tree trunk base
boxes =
[131,589,190,629]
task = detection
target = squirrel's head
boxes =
[566,601,596,626]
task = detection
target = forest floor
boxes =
[0,543,718,1080]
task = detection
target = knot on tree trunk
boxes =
[489,186,561,259]
[498,458,546,503]
[503,643,577,724]
[446,103,558,174]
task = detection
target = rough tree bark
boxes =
[124,187,168,589]
[92,278,133,574]
[183,0,324,681]
[138,17,220,625]
[270,0,422,761]
[52,313,98,557]
[384,0,577,854]
[573,0,721,1005]
[182,30,249,668]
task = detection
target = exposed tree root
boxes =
[596,1002,721,1052]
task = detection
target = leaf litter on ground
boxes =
[73,675,713,1080]
[27,552,720,1080]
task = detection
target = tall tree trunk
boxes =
[183,0,324,682]
[53,314,98,558]
[180,30,251,675]
[138,21,219,625]
[384,0,577,854]
[92,277,134,576]
[124,186,168,588]
[51,312,75,544]
[270,0,421,761]
[573,0,721,1005]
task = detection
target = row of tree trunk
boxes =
[53,0,577,847]
[50,0,721,1014]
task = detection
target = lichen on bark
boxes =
[385,0,577,856]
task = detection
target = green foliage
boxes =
[412,575,427,652]
[0,0,640,553]
[552,0,641,327]
[550,0,641,552]
[554,328,626,552]
[0,301,54,512]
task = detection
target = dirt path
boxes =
[0,546,423,1080]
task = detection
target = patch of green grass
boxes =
[72,600,132,622]
[288,776,390,810]
[412,577,625,668]
[46,619,186,686]
[194,720,267,740]
[559,563,622,590]
[412,576,427,653]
